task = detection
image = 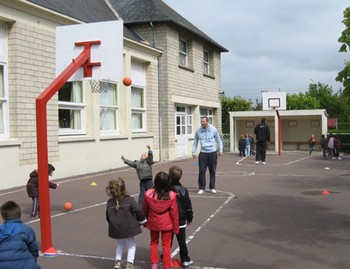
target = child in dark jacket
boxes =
[121,145,154,205]
[26,164,59,218]
[320,134,328,159]
[143,171,179,269]
[0,201,41,269]
[238,135,245,157]
[169,166,194,268]
[106,177,147,269]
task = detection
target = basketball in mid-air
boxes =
[123,77,132,86]
[64,202,73,211]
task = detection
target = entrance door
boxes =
[176,112,188,157]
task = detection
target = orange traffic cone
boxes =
[322,190,330,195]
[172,258,182,268]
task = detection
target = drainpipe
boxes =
[150,22,162,161]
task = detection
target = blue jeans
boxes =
[139,179,153,205]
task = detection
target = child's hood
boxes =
[144,190,176,214]
[0,219,22,243]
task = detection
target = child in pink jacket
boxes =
[143,171,179,269]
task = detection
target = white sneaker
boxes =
[197,189,204,194]
[262,162,266,165]
[210,189,216,194]
[255,161,259,165]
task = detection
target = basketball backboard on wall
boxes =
[56,20,123,82]
[262,92,287,110]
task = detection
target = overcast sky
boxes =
[164,0,349,100]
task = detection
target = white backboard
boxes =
[262,92,287,110]
[56,20,123,82]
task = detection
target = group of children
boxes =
[0,146,193,269]
[320,134,342,160]
[109,145,194,269]
[238,133,255,157]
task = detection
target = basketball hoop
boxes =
[89,79,115,93]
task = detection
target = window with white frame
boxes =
[176,106,193,135]
[203,50,210,74]
[100,83,118,132]
[0,22,8,138]
[131,61,147,132]
[200,107,213,124]
[58,81,85,135]
[131,86,146,131]
[179,39,188,66]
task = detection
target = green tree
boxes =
[286,92,320,110]
[336,7,350,98]
[221,95,252,133]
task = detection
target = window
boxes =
[179,39,188,66]
[176,106,193,135]
[131,86,146,132]
[58,82,85,135]
[203,50,210,74]
[100,83,118,133]
[0,65,7,137]
[0,22,8,138]
[200,108,213,124]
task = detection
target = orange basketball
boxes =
[123,77,132,86]
[64,202,73,211]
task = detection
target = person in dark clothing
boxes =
[169,166,194,268]
[320,134,328,159]
[26,164,58,218]
[238,135,245,157]
[0,201,41,269]
[254,118,270,165]
[106,178,146,269]
[121,145,154,205]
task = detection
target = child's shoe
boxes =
[151,263,158,269]
[114,260,122,269]
[125,262,134,269]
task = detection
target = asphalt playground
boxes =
[1,151,350,269]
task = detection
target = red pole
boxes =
[276,109,281,156]
[36,41,100,255]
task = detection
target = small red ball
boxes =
[64,202,73,211]
[123,77,132,86]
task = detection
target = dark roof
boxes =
[26,0,227,52]
[27,0,117,23]
[108,0,228,52]
[26,0,147,43]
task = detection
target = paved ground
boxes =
[1,151,350,269]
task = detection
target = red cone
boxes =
[172,258,182,268]
[322,190,330,195]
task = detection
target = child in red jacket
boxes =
[142,171,179,269]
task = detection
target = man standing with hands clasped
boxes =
[254,117,270,165]
[192,116,223,194]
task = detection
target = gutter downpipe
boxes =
[150,22,162,161]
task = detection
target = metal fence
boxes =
[222,133,231,152]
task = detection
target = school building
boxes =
[0,0,228,190]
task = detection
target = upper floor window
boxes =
[203,50,210,74]
[0,65,7,137]
[100,83,119,133]
[131,86,146,132]
[58,81,85,135]
[0,22,8,138]
[200,107,213,124]
[179,39,188,66]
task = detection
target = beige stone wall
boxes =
[7,21,58,165]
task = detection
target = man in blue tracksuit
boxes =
[192,116,223,194]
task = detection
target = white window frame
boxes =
[100,82,119,134]
[58,81,86,135]
[0,22,8,138]
[203,50,210,74]
[176,106,192,135]
[131,85,146,133]
[200,107,213,125]
[179,39,188,66]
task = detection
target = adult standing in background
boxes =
[254,118,270,165]
[192,116,223,194]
